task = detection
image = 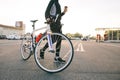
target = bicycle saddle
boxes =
[30,20,38,23]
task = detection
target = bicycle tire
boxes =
[34,33,74,73]
[20,34,32,60]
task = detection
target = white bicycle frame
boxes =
[31,24,54,52]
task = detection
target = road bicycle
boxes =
[20,20,74,73]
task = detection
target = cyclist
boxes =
[40,0,68,62]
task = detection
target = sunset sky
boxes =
[0,0,120,36]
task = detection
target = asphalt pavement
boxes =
[0,40,120,80]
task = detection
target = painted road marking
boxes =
[76,43,85,52]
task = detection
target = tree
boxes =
[65,32,83,39]
[74,32,83,38]
[65,33,72,38]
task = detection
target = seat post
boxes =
[32,23,35,30]
[30,20,38,30]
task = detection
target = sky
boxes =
[0,0,120,36]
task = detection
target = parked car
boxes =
[7,34,20,40]
[81,37,87,41]
[0,35,7,39]
[70,37,80,40]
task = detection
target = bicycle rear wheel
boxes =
[20,34,32,60]
[34,33,74,73]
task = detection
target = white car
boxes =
[7,34,20,40]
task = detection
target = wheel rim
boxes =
[34,33,74,73]
[20,35,32,60]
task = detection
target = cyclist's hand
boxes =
[46,18,53,24]
[63,6,68,14]
[46,18,51,22]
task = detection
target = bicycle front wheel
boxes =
[20,34,32,60]
[34,33,74,73]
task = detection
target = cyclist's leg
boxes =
[55,14,62,56]
[42,43,48,51]
[55,35,62,57]
[40,42,48,59]
[54,30,66,62]
[54,36,66,62]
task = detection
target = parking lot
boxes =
[0,40,120,80]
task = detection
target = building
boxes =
[0,21,25,38]
[95,28,120,42]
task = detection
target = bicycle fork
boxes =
[30,34,36,54]
[47,33,55,53]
